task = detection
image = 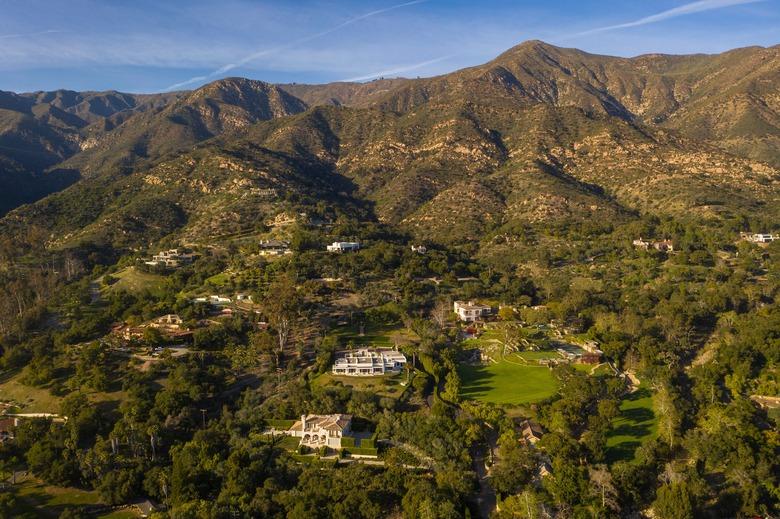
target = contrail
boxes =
[340,54,454,82]
[165,0,429,91]
[0,29,63,40]
[568,0,764,38]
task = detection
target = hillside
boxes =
[0,79,306,215]
[1,41,779,239]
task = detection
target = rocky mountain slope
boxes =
[0,79,306,215]
[1,41,778,247]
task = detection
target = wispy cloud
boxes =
[0,29,63,40]
[569,0,765,38]
[165,0,428,91]
[340,54,454,82]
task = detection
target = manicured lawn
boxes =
[108,267,167,295]
[458,360,559,405]
[312,371,408,399]
[606,386,658,463]
[331,322,415,347]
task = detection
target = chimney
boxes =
[301,414,306,432]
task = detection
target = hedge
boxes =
[266,419,296,429]
[343,447,379,457]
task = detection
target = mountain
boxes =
[62,78,308,177]
[282,41,780,166]
[1,41,778,247]
[0,79,306,215]
[0,89,183,214]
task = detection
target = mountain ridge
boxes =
[0,40,778,244]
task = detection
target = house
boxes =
[133,499,158,518]
[741,232,778,244]
[0,417,18,443]
[332,348,407,376]
[236,293,253,302]
[519,419,544,446]
[633,238,674,252]
[145,248,195,268]
[287,414,353,449]
[454,301,493,322]
[150,314,184,328]
[327,241,361,253]
[411,245,428,254]
[258,239,291,256]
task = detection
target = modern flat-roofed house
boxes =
[743,232,778,244]
[332,348,407,376]
[327,241,361,253]
[258,239,291,256]
[288,414,353,449]
[454,301,493,322]
[145,248,195,268]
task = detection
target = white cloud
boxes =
[569,0,765,37]
[0,30,63,40]
[165,0,429,90]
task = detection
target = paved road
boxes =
[471,441,497,519]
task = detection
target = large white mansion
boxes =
[454,300,493,322]
[332,348,407,376]
[287,414,353,448]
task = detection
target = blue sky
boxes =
[0,0,777,93]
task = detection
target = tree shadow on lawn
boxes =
[459,365,497,398]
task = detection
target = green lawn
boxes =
[331,322,417,348]
[108,267,167,295]
[458,360,559,405]
[10,478,142,518]
[312,371,409,399]
[0,371,63,413]
[606,386,658,463]
[11,478,100,517]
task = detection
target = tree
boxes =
[589,464,619,513]
[653,482,695,519]
[263,274,302,361]
[430,299,451,329]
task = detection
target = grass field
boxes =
[458,360,559,405]
[0,371,63,413]
[10,477,140,518]
[606,386,658,463]
[331,322,417,348]
[108,267,167,295]
[312,371,408,399]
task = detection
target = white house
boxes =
[454,301,493,322]
[327,241,361,253]
[332,348,407,376]
[145,249,195,268]
[742,232,778,244]
[411,245,428,254]
[287,414,353,449]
